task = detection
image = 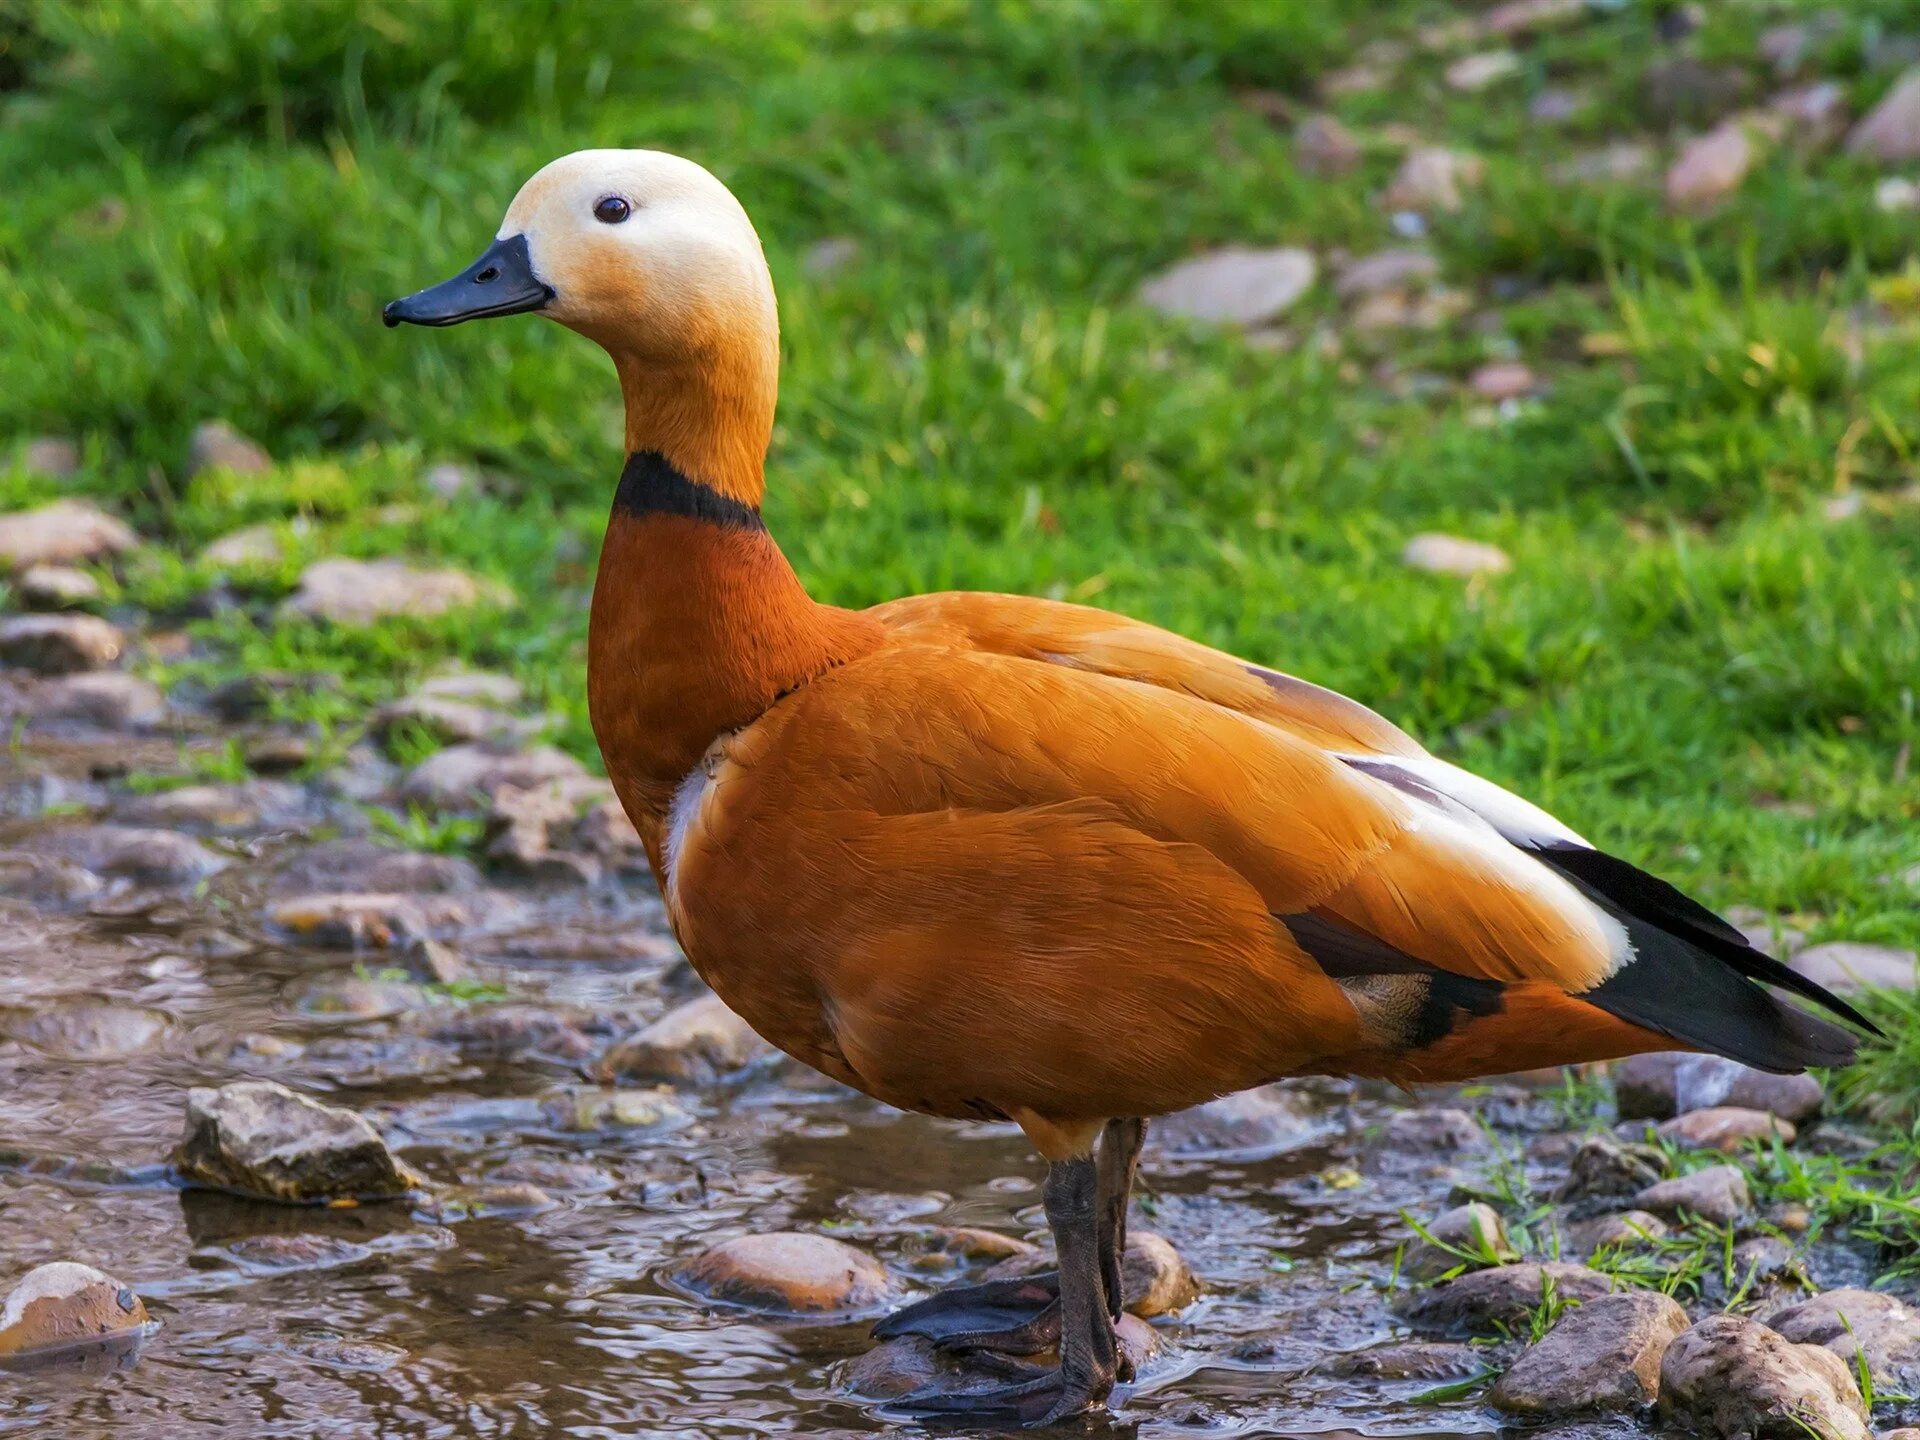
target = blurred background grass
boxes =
[0,0,1915,953]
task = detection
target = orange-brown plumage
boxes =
[388,147,1866,1424]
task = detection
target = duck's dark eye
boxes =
[593,195,631,225]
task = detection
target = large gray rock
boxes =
[0,614,123,673]
[1849,68,1920,163]
[1659,1314,1868,1440]
[1491,1289,1689,1413]
[1392,1262,1615,1337]
[593,993,773,1084]
[0,1262,147,1359]
[1761,1289,1920,1397]
[0,501,138,570]
[1614,1052,1824,1124]
[174,1080,421,1203]
[282,558,511,625]
[1137,246,1317,327]
[675,1233,894,1315]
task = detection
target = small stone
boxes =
[593,993,773,1084]
[1392,1262,1615,1337]
[1769,83,1848,149]
[1877,177,1920,212]
[1556,1136,1667,1206]
[266,892,494,949]
[225,1234,370,1272]
[1481,0,1585,38]
[1383,1106,1484,1152]
[1152,1084,1326,1158]
[1791,942,1917,992]
[396,937,470,986]
[850,1314,1157,1401]
[55,824,222,883]
[174,1080,421,1203]
[115,781,290,831]
[1384,147,1484,213]
[1634,1164,1749,1225]
[206,670,338,722]
[1336,248,1439,299]
[485,781,596,882]
[404,1005,597,1064]
[1615,1053,1824,1124]
[375,694,531,749]
[8,1002,169,1059]
[924,1227,1038,1264]
[1850,69,1920,164]
[1469,361,1537,400]
[0,851,104,905]
[1121,1231,1200,1318]
[415,670,523,707]
[1760,17,1843,77]
[1446,50,1521,92]
[1563,1209,1668,1256]
[1402,533,1511,577]
[1657,1106,1795,1153]
[15,565,100,610]
[1405,1202,1518,1280]
[400,742,589,812]
[422,462,479,501]
[0,1263,147,1359]
[1761,1289,1920,1398]
[1138,246,1317,328]
[1660,1314,1868,1440]
[538,1085,686,1133]
[0,501,139,571]
[187,420,271,476]
[270,838,479,896]
[1294,113,1362,176]
[1667,122,1757,212]
[1553,140,1657,185]
[200,521,300,569]
[417,1181,557,1223]
[282,557,511,625]
[573,798,645,864]
[243,733,311,775]
[27,673,164,729]
[486,1157,614,1194]
[0,614,123,673]
[18,437,80,480]
[676,1233,894,1315]
[1491,1289,1689,1414]
[291,973,432,1020]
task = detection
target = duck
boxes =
[385,148,1872,1427]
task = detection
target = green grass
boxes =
[1,4,1918,1062]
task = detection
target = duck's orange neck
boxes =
[586,451,882,829]
[611,331,775,507]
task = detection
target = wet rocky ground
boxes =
[0,543,1916,1440]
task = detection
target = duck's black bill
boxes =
[382,233,553,328]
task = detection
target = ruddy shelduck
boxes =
[386,149,1869,1426]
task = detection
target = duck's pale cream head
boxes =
[385,149,780,500]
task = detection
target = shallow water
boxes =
[0,734,1635,1440]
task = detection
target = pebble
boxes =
[676,1233,895,1315]
[266,892,491,948]
[849,1313,1157,1401]
[417,1181,557,1223]
[486,1157,615,1194]
[1562,1209,1668,1256]
[1381,1106,1484,1152]
[54,824,223,884]
[1335,248,1439,299]
[1401,533,1511,577]
[1491,1289,1689,1414]
[27,672,165,729]
[1656,1106,1796,1153]
[1849,68,1920,164]
[1384,147,1484,213]
[1122,1231,1200,1318]
[1445,50,1520,92]
[1614,1052,1825,1125]
[486,782,599,883]
[173,1079,422,1203]
[270,838,479,896]
[0,500,139,570]
[0,1263,148,1359]
[1391,1262,1615,1337]
[16,564,100,609]
[1633,1164,1749,1226]
[1555,1136,1665,1208]
[281,557,512,625]
[1877,177,1920,212]
[1761,1289,1920,1398]
[115,780,301,831]
[1468,361,1536,400]
[538,1085,686,1133]
[1659,1313,1867,1440]
[1137,246,1317,327]
[593,993,773,1084]
[404,1005,598,1064]
[1768,82,1849,149]
[1666,121,1757,212]
[201,521,299,569]
[1553,140,1657,185]
[1481,0,1584,38]
[187,419,272,477]
[400,742,590,812]
[1790,942,1917,992]
[0,613,123,672]
[1294,114,1362,176]
[1150,1084,1327,1159]
[1404,1202,1517,1280]
[18,436,80,479]
[243,732,312,774]
[374,694,533,748]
